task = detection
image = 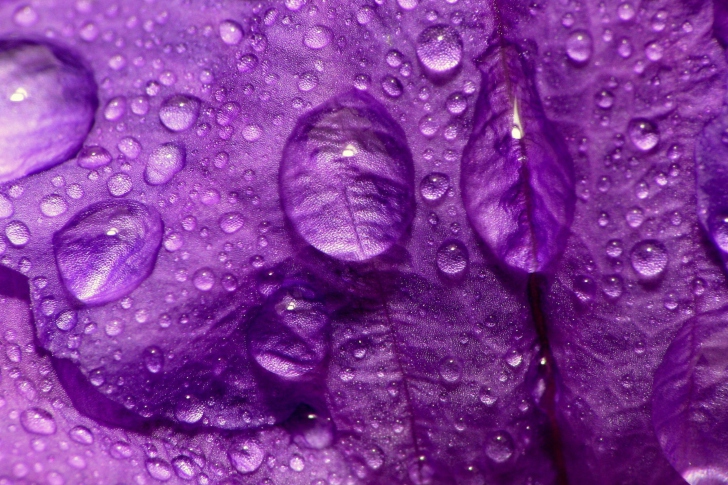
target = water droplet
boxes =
[174,396,204,423]
[617,38,633,58]
[69,426,93,445]
[420,172,450,202]
[228,439,265,474]
[104,96,126,121]
[709,213,728,252]
[219,19,244,45]
[418,114,439,137]
[77,146,112,169]
[110,441,132,460]
[40,194,68,217]
[107,173,133,197]
[280,91,414,262]
[159,95,200,132]
[439,357,462,383]
[5,220,30,246]
[645,41,663,61]
[192,268,215,291]
[298,71,319,92]
[219,212,244,234]
[398,0,418,9]
[53,200,163,305]
[485,431,514,463]
[628,119,659,151]
[146,459,173,481]
[145,143,185,185]
[630,240,668,277]
[0,194,14,218]
[163,232,183,252]
[304,25,332,49]
[131,96,150,115]
[625,207,644,228]
[606,239,623,258]
[13,5,38,26]
[595,90,614,109]
[171,456,196,480]
[416,25,463,73]
[117,136,141,159]
[237,53,259,73]
[143,346,164,373]
[55,310,77,331]
[357,6,375,25]
[566,30,593,63]
[0,41,96,184]
[20,408,56,435]
[446,92,467,114]
[290,454,305,472]
[436,240,468,275]
[573,275,596,302]
[386,49,404,68]
[408,459,435,485]
[381,75,404,98]
[617,2,635,21]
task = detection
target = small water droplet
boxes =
[107,173,133,196]
[78,146,112,169]
[145,143,185,185]
[439,357,462,383]
[381,75,404,97]
[304,25,332,49]
[103,96,126,121]
[146,459,173,481]
[5,220,30,246]
[143,346,164,373]
[617,2,635,21]
[219,19,244,45]
[69,425,94,445]
[40,194,68,217]
[228,439,265,474]
[159,95,200,132]
[192,268,215,291]
[219,212,244,234]
[20,408,56,435]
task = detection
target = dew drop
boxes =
[143,346,164,374]
[103,96,126,121]
[595,90,614,109]
[304,25,332,49]
[219,19,244,45]
[438,357,462,383]
[228,439,265,474]
[0,194,14,219]
[171,456,196,480]
[485,431,514,463]
[386,50,404,68]
[53,200,163,305]
[290,454,305,472]
[68,425,93,445]
[174,396,204,424]
[0,40,97,184]
[117,137,141,159]
[606,239,623,258]
[381,75,404,98]
[145,143,185,185]
[110,441,132,460]
[566,30,593,63]
[573,275,596,302]
[420,173,450,202]
[416,25,463,73]
[446,92,467,114]
[159,95,200,132]
[5,220,30,247]
[77,146,112,169]
[436,240,468,275]
[146,459,173,482]
[55,310,77,331]
[219,212,244,234]
[40,194,68,217]
[630,240,668,277]
[20,408,56,435]
[107,173,133,197]
[645,41,664,61]
[710,214,728,252]
[192,268,215,291]
[628,119,659,151]
[617,2,635,21]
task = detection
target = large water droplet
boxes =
[228,439,265,474]
[628,118,659,151]
[53,200,163,305]
[419,172,450,202]
[416,25,463,73]
[0,194,13,219]
[40,194,68,217]
[566,30,593,63]
[0,40,97,184]
[20,408,56,435]
[630,240,668,277]
[280,91,414,262]
[171,456,196,480]
[436,240,468,275]
[219,212,245,234]
[439,357,462,383]
[145,143,185,185]
[485,431,514,463]
[159,95,200,132]
[381,75,404,98]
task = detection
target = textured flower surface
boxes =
[0,0,727,484]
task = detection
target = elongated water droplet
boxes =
[462,42,574,273]
[77,146,112,169]
[145,143,185,185]
[20,408,56,435]
[566,30,593,63]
